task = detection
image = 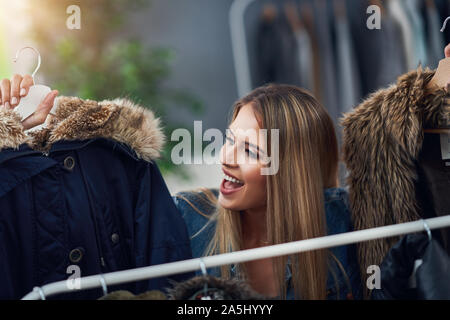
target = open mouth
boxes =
[220,173,245,195]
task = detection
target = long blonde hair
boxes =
[201,84,339,299]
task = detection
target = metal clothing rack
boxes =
[22,215,450,300]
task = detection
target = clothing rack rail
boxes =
[22,215,450,300]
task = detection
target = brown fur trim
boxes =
[167,275,266,300]
[98,290,167,300]
[0,108,29,151]
[28,96,165,161]
[341,67,450,295]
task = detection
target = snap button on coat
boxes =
[69,247,84,263]
[111,233,120,244]
[64,156,75,171]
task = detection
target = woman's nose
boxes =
[220,143,238,166]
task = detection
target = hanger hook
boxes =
[99,274,108,296]
[199,258,207,276]
[33,286,46,300]
[13,46,42,83]
[440,16,450,32]
[199,258,211,299]
[422,219,432,242]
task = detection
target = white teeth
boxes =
[223,174,243,184]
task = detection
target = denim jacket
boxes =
[173,188,362,300]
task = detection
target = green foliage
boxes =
[27,0,203,176]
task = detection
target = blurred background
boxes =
[1,0,450,194]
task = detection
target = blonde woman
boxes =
[174,84,362,300]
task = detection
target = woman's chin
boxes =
[218,194,240,210]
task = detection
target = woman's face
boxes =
[218,103,267,211]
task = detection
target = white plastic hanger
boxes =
[13,46,58,123]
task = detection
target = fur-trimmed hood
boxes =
[0,96,165,161]
[341,67,450,290]
[167,275,266,300]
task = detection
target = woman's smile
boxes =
[220,171,245,195]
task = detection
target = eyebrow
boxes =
[227,128,266,155]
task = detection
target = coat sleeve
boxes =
[132,161,194,292]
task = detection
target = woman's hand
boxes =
[0,74,58,130]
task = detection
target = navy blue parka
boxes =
[0,97,192,299]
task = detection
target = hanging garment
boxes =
[348,0,406,96]
[299,1,322,104]
[370,233,450,300]
[416,133,450,252]
[173,188,362,300]
[294,27,314,92]
[341,67,450,293]
[334,4,362,115]
[254,10,300,87]
[0,97,193,299]
[167,275,266,300]
[372,14,408,90]
[403,0,428,67]
[312,0,339,125]
[388,0,416,70]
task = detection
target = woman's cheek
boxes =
[243,165,267,200]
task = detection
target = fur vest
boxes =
[341,67,450,287]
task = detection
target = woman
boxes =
[174,84,362,300]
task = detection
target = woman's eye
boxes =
[226,136,235,145]
[245,149,259,159]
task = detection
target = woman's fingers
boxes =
[0,78,11,109]
[20,75,34,97]
[445,43,450,58]
[0,74,34,109]
[21,90,58,130]
[10,74,23,107]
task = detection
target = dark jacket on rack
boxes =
[173,188,362,300]
[255,11,301,88]
[371,233,450,300]
[0,97,193,299]
[341,67,450,294]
